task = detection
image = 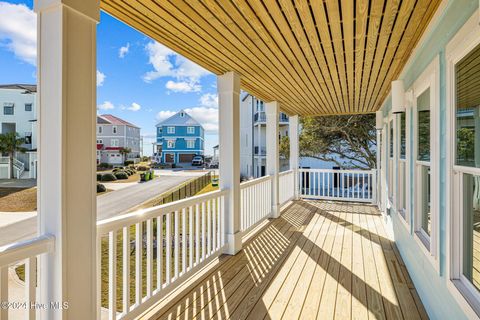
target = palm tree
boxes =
[119,147,132,165]
[0,132,27,178]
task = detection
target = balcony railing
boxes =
[0,235,55,320]
[279,169,295,204]
[240,175,272,232]
[96,189,227,319]
[254,146,267,156]
[0,169,337,319]
[253,112,289,124]
[299,168,376,203]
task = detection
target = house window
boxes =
[3,103,14,115]
[416,88,431,241]
[167,140,175,148]
[167,127,175,134]
[97,139,103,144]
[113,126,117,134]
[412,56,439,266]
[452,40,480,307]
[187,140,195,148]
[25,103,32,112]
[98,126,102,134]
[397,111,408,220]
[187,126,195,134]
[180,112,185,117]
[111,139,119,147]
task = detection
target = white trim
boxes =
[446,8,480,318]
[167,126,175,134]
[411,55,441,272]
[158,136,205,141]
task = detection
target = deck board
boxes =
[145,200,428,320]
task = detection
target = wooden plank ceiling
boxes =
[100,0,441,116]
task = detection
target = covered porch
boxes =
[0,0,472,319]
[141,200,427,320]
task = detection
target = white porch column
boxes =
[266,101,280,218]
[289,115,300,200]
[35,0,99,319]
[218,71,242,255]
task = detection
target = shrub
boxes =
[150,170,155,179]
[114,171,129,180]
[101,173,117,182]
[137,166,150,171]
[124,160,134,166]
[97,183,106,193]
[171,163,176,169]
[96,173,102,181]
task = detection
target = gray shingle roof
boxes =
[156,110,203,128]
[0,84,37,93]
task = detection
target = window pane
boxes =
[420,165,431,236]
[456,43,480,167]
[462,173,480,291]
[417,88,430,161]
[400,113,406,159]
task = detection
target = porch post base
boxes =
[270,204,281,219]
[224,231,242,255]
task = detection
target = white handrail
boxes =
[0,235,55,320]
[279,170,295,205]
[97,189,228,234]
[240,175,272,232]
[0,234,55,268]
[299,168,377,203]
[240,175,271,189]
[97,188,227,319]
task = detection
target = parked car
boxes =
[192,155,204,166]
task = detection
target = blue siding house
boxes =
[155,110,204,163]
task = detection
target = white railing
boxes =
[240,175,272,232]
[96,189,227,320]
[279,170,295,205]
[0,157,9,179]
[0,235,55,320]
[13,158,25,178]
[299,169,377,203]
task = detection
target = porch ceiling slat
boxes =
[100,0,441,115]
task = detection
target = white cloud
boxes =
[199,93,218,108]
[98,101,114,110]
[119,43,130,58]
[128,102,141,111]
[143,41,210,92]
[0,2,36,65]
[96,70,106,87]
[165,80,201,93]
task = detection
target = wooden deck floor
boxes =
[144,200,428,320]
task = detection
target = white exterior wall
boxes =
[0,88,37,149]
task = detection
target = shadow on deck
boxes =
[142,200,428,320]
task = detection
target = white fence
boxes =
[96,189,227,320]
[0,235,55,320]
[240,175,272,232]
[0,157,9,178]
[299,169,376,203]
[279,170,295,205]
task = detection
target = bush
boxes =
[101,173,117,182]
[124,160,134,166]
[150,170,154,179]
[96,173,102,181]
[114,171,128,180]
[137,166,150,171]
[171,163,176,169]
[97,183,106,193]
[98,163,112,170]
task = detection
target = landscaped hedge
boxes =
[101,173,117,182]
[114,171,129,180]
[136,166,150,171]
[96,173,102,181]
[124,160,134,166]
[97,183,106,193]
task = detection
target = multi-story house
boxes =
[96,114,141,165]
[240,92,289,178]
[155,110,204,163]
[0,84,38,178]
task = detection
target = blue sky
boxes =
[0,0,219,155]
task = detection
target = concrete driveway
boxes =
[0,171,210,246]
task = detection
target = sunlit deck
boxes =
[142,200,427,320]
